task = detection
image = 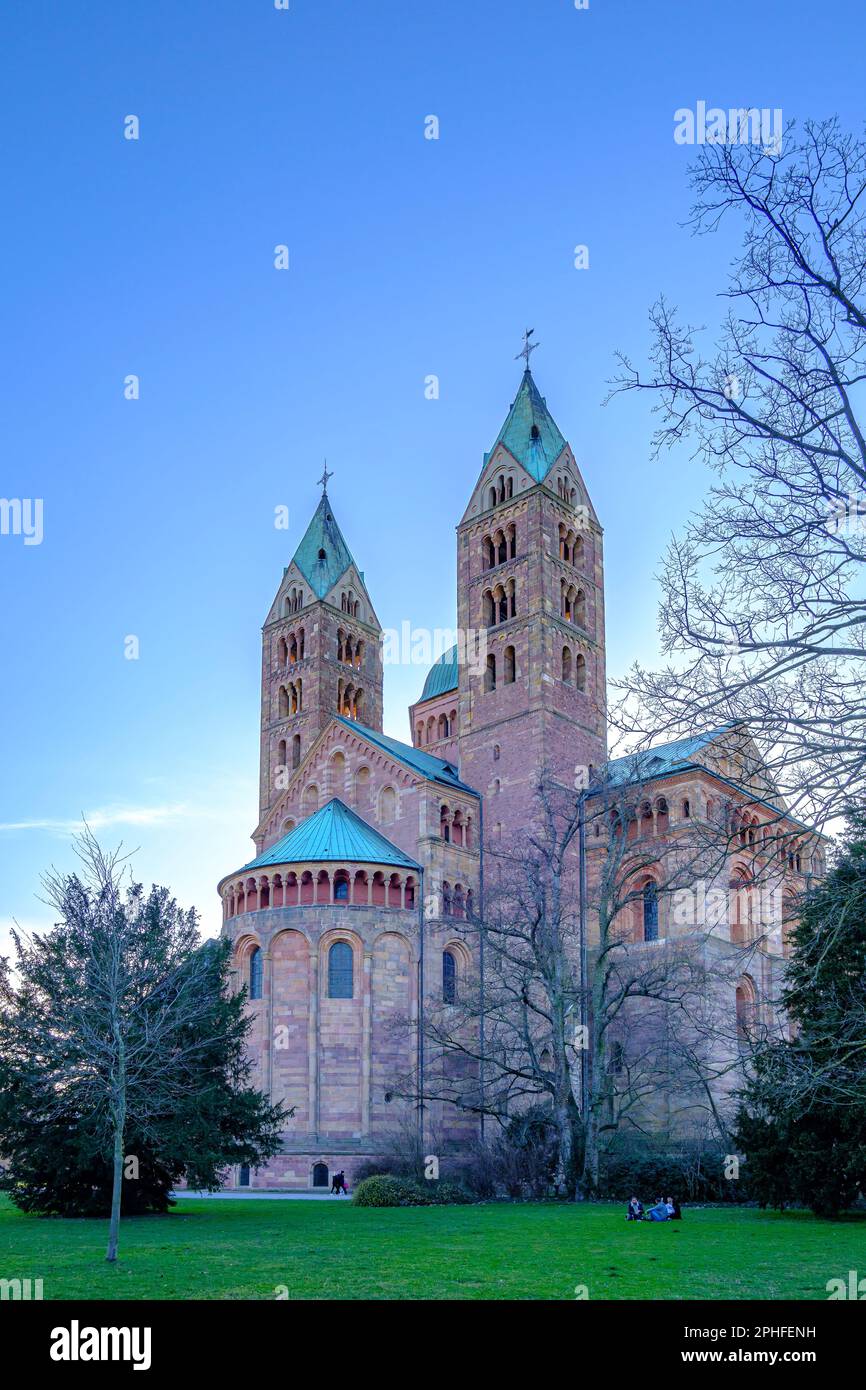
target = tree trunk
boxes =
[581,964,607,1197]
[581,1076,600,1195]
[554,1093,574,1197]
[106,1111,125,1262]
[106,1036,126,1263]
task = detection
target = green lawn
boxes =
[0,1194,861,1300]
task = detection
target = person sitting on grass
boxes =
[665,1195,682,1220]
[626,1196,644,1221]
[646,1195,670,1221]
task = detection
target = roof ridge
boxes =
[605,725,738,769]
[334,715,479,796]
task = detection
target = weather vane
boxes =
[318,461,334,494]
[515,327,539,370]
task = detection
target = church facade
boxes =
[217,361,822,1190]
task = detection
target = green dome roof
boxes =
[233,798,420,877]
[419,644,459,702]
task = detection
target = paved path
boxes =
[172,1190,348,1201]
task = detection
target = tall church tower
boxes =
[456,362,607,836]
[257,486,383,824]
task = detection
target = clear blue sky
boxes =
[1,0,862,947]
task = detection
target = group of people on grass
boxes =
[626,1194,682,1222]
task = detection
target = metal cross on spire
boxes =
[515,327,539,370]
[318,462,334,494]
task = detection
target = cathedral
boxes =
[218,357,821,1190]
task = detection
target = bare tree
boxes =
[608,117,866,830]
[2,828,281,1262]
[422,770,737,1198]
[579,768,749,1193]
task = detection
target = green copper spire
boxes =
[487,369,568,482]
[291,492,356,599]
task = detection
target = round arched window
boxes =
[443,949,457,1004]
[328,941,353,999]
[249,946,263,1000]
[642,882,658,942]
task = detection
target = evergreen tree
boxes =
[734,811,866,1215]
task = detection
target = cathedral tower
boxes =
[456,364,607,836]
[257,487,383,823]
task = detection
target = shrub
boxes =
[598,1134,743,1204]
[352,1175,424,1207]
[428,1181,472,1205]
[501,1107,562,1197]
[351,1174,473,1207]
[440,1110,566,1201]
[448,1144,499,1199]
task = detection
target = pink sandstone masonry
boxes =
[216,366,820,1190]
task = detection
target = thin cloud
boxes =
[0,803,189,834]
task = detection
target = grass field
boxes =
[1,1194,861,1300]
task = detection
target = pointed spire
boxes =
[290,492,356,599]
[488,367,568,482]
